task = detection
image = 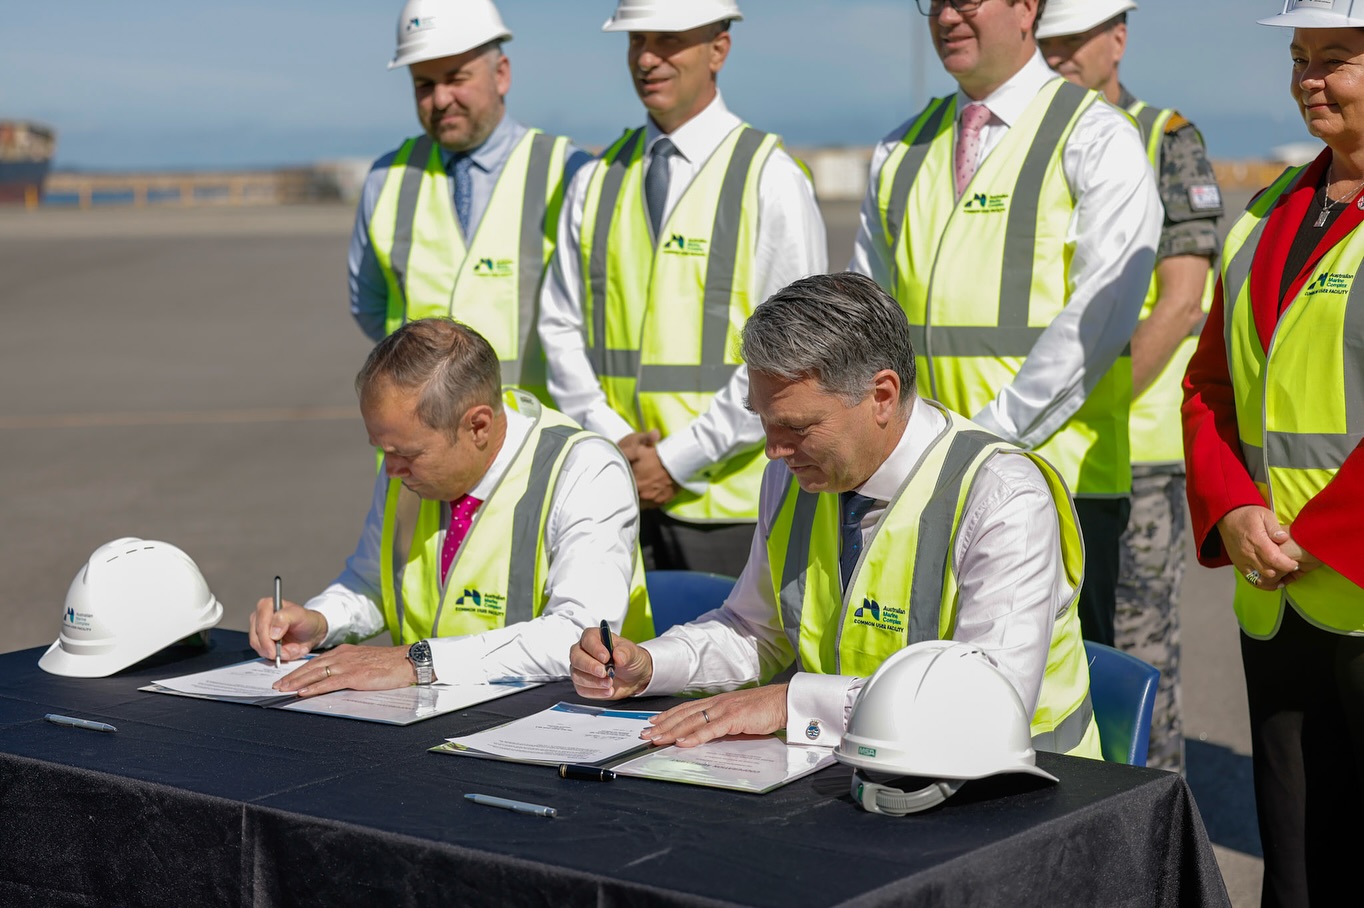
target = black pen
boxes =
[599,619,615,679]
[559,763,616,782]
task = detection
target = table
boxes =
[0,632,1229,907]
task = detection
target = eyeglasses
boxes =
[915,0,986,15]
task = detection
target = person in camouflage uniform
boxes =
[1039,0,1222,774]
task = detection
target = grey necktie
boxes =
[450,154,473,238]
[840,491,877,591]
[645,137,676,239]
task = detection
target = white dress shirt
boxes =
[539,92,828,495]
[848,51,1162,472]
[639,397,1073,747]
[305,408,639,685]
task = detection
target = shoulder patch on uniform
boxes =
[1188,184,1222,211]
[1164,113,1191,134]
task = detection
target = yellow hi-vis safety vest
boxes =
[1220,165,1364,638]
[368,130,569,403]
[1126,100,1215,465]
[877,79,1132,497]
[579,124,783,523]
[765,402,1101,758]
[378,389,654,645]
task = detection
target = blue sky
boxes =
[0,1,1315,171]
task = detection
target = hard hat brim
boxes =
[1035,1,1138,39]
[601,12,743,33]
[834,738,1059,783]
[1258,11,1364,26]
[38,596,223,678]
[389,29,513,70]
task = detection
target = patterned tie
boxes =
[839,491,877,591]
[954,102,992,198]
[645,137,676,239]
[439,494,483,582]
[450,153,473,238]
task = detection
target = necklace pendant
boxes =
[1316,207,1331,228]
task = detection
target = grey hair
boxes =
[741,272,916,407]
[355,318,502,439]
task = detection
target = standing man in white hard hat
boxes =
[567,273,1100,762]
[538,0,827,578]
[248,318,653,693]
[1038,0,1224,777]
[348,0,591,403]
[849,0,1162,654]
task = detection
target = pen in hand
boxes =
[599,619,615,680]
[273,575,282,670]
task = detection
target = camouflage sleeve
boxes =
[1157,120,1222,262]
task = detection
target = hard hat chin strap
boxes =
[853,772,964,816]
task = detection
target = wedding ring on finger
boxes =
[1244,569,1262,586]
[701,709,711,723]
[324,665,332,679]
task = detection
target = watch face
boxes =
[409,640,433,665]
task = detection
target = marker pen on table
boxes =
[559,763,616,782]
[599,619,615,680]
[44,714,117,733]
[273,575,282,670]
[464,793,557,817]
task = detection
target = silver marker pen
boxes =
[464,793,557,817]
[44,714,117,733]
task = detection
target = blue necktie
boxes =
[450,154,473,238]
[840,491,876,591]
[645,138,676,240]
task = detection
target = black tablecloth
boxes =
[0,632,1229,907]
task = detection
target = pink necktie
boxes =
[440,494,483,581]
[955,102,992,198]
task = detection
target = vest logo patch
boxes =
[853,597,906,632]
[472,257,514,278]
[662,233,707,256]
[454,588,506,616]
[962,192,1009,214]
[1305,271,1352,297]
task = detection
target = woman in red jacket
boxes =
[1183,4,1364,905]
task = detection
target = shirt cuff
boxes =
[786,672,861,747]
[427,635,488,685]
[639,633,696,695]
[306,599,354,650]
[656,432,712,496]
[581,404,636,443]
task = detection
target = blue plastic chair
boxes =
[644,570,737,635]
[1084,641,1160,766]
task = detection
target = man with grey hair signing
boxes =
[248,318,652,693]
[570,272,1099,759]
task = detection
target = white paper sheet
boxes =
[143,658,540,725]
[613,734,837,794]
[433,701,658,765]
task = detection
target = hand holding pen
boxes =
[247,590,329,664]
[568,623,654,700]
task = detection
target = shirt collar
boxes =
[954,48,1060,129]
[644,91,741,165]
[438,112,520,174]
[854,397,948,503]
[1115,84,1137,111]
[467,407,531,500]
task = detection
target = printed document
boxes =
[433,701,657,765]
[613,734,837,794]
[142,657,538,725]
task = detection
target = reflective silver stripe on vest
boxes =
[504,424,580,624]
[509,133,556,390]
[1240,441,1267,484]
[1031,690,1093,754]
[887,98,954,258]
[390,482,424,638]
[778,489,821,668]
[907,431,998,645]
[997,81,1089,330]
[391,135,436,315]
[632,127,769,393]
[1222,212,1273,356]
[911,324,1045,357]
[1266,431,1364,472]
[1129,104,1162,149]
[588,130,646,375]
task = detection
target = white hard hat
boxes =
[38,538,223,678]
[834,640,1057,816]
[602,0,743,33]
[1261,0,1364,27]
[1036,0,1137,39]
[389,0,513,70]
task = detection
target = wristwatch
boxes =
[408,639,434,686]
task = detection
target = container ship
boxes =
[0,121,56,204]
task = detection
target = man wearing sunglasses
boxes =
[849,0,1161,653]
